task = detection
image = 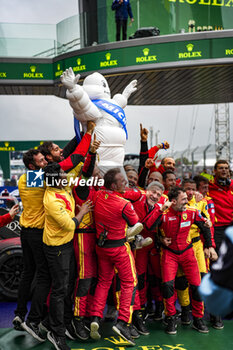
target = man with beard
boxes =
[144,187,212,335]
[175,179,218,327]
[162,170,177,195]
[90,168,143,346]
[125,168,139,189]
[13,123,95,339]
[208,160,233,253]
[123,181,169,330]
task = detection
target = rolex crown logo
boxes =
[30,66,36,73]
[57,64,60,70]
[186,44,194,52]
[143,48,150,56]
[4,142,9,147]
[77,58,81,65]
[105,53,111,60]
[104,336,130,345]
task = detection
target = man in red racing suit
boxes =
[144,186,212,335]
[90,168,142,346]
[71,137,101,340]
[124,181,167,323]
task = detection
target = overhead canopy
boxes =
[1,30,233,105]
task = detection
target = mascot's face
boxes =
[83,72,111,100]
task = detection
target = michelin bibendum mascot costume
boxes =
[61,67,137,174]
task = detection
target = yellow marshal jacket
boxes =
[18,173,45,229]
[188,196,210,241]
[43,186,76,246]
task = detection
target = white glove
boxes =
[122,79,137,99]
[60,67,80,92]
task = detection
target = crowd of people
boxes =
[5,122,232,350]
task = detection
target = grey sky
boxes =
[0,0,79,24]
[0,0,232,158]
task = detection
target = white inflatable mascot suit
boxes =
[61,67,137,174]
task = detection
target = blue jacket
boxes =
[112,0,133,20]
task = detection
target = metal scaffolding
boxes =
[215,103,231,162]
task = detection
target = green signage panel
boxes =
[60,37,233,78]
[0,63,53,80]
[63,39,214,74]
[1,36,233,82]
[211,37,233,58]
[0,141,68,152]
[64,56,88,76]
[53,60,65,79]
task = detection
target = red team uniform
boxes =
[208,178,233,251]
[145,205,212,318]
[124,189,164,307]
[91,190,139,323]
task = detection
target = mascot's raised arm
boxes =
[61,67,137,174]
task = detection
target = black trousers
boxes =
[116,19,128,41]
[43,240,75,337]
[15,227,50,323]
[214,225,230,254]
[64,248,76,327]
